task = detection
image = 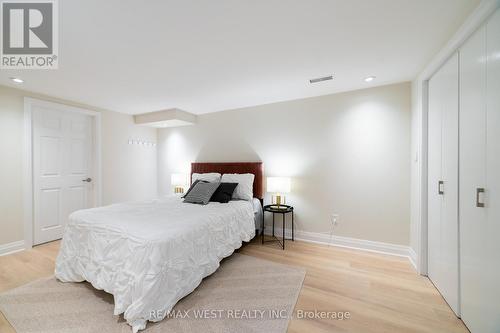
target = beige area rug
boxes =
[0,254,305,333]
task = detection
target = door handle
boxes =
[82,178,92,183]
[438,181,444,195]
[476,188,485,208]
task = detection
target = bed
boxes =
[55,162,264,332]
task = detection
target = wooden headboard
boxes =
[191,162,264,199]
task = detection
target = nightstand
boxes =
[262,205,294,250]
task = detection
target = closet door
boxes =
[485,9,500,331]
[459,10,500,332]
[459,23,487,333]
[428,62,443,297]
[427,52,460,315]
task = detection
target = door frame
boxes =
[23,97,102,249]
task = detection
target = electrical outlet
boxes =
[332,214,339,226]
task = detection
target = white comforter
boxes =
[55,196,255,332]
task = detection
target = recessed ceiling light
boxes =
[10,77,24,84]
[364,76,376,82]
[309,75,333,84]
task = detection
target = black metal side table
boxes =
[262,204,294,250]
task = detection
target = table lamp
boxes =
[267,177,291,209]
[171,173,187,194]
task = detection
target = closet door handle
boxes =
[438,181,444,195]
[476,188,485,208]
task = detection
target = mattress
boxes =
[55,196,255,332]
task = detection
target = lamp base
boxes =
[271,194,286,208]
[174,186,184,194]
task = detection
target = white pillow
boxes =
[192,173,221,184]
[221,173,255,201]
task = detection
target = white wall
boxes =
[0,87,25,246]
[0,85,157,247]
[158,83,411,245]
[101,111,157,205]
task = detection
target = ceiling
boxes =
[0,0,479,115]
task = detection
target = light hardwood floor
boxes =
[0,239,468,333]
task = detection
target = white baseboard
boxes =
[264,228,413,262]
[0,240,25,256]
[408,247,417,271]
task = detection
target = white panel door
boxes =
[33,106,94,245]
[427,63,444,297]
[459,23,487,333]
[484,9,500,332]
[460,9,500,333]
[427,52,460,315]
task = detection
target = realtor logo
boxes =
[1,0,58,69]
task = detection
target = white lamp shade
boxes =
[171,173,187,186]
[267,177,291,193]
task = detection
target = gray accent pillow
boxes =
[183,181,220,205]
[182,179,207,198]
